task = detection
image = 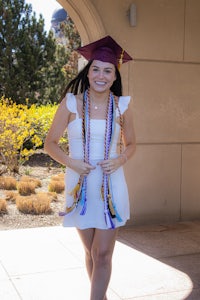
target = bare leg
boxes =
[77,228,118,300]
[90,228,118,300]
[77,228,95,279]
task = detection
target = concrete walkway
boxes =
[0,221,200,300]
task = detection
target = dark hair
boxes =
[61,60,122,100]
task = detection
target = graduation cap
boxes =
[77,35,133,68]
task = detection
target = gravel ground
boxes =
[0,152,65,230]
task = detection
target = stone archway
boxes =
[57,0,106,44]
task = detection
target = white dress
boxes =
[62,93,130,229]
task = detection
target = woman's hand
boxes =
[97,155,126,174]
[69,158,96,176]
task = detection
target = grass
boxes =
[37,191,58,202]
[20,176,42,188]
[16,194,52,215]
[51,173,65,181]
[48,173,65,193]
[0,177,17,190]
[0,198,7,214]
[48,180,64,193]
[4,191,18,202]
[17,181,36,196]
[0,172,64,216]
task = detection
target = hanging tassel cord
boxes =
[79,89,90,215]
[102,92,116,229]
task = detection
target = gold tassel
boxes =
[65,178,83,214]
[68,178,82,198]
[118,49,125,70]
[108,194,115,216]
[101,184,104,201]
[66,202,77,213]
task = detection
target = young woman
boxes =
[44,35,136,300]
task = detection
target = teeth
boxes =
[95,81,106,85]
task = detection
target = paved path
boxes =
[1,221,200,299]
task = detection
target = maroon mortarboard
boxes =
[77,35,133,68]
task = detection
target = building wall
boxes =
[58,0,200,225]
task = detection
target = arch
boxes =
[57,0,106,44]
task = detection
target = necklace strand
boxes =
[90,94,108,111]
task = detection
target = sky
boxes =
[25,0,62,32]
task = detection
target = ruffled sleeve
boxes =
[65,93,77,114]
[116,96,131,117]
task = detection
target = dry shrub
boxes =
[17,181,36,196]
[51,173,64,181]
[0,177,4,189]
[48,192,58,202]
[48,173,64,193]
[16,194,51,215]
[36,191,58,202]
[0,199,7,214]
[48,180,64,193]
[20,176,42,188]
[5,191,18,202]
[0,176,17,190]
[58,172,64,179]
[37,191,58,202]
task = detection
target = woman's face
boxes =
[87,60,116,93]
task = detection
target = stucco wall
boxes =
[59,0,200,225]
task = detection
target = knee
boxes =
[85,248,93,262]
[91,248,112,266]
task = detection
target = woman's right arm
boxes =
[44,97,95,175]
[44,97,72,167]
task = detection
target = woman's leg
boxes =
[77,227,118,300]
[90,228,118,300]
[77,228,95,279]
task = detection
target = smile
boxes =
[95,81,106,85]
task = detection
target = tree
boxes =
[42,14,81,103]
[59,16,81,84]
[0,0,82,105]
[47,15,81,102]
[0,0,68,104]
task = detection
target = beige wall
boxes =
[58,0,200,225]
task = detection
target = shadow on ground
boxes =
[117,221,200,299]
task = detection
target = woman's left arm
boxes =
[120,101,136,162]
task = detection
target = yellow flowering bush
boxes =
[0,97,58,173]
[26,103,58,144]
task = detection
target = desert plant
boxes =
[20,176,42,188]
[0,176,17,190]
[17,181,36,196]
[37,192,58,202]
[0,199,7,214]
[16,194,51,214]
[51,173,65,181]
[48,173,65,193]
[48,180,65,194]
[5,191,18,202]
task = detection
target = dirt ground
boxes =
[0,151,65,231]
